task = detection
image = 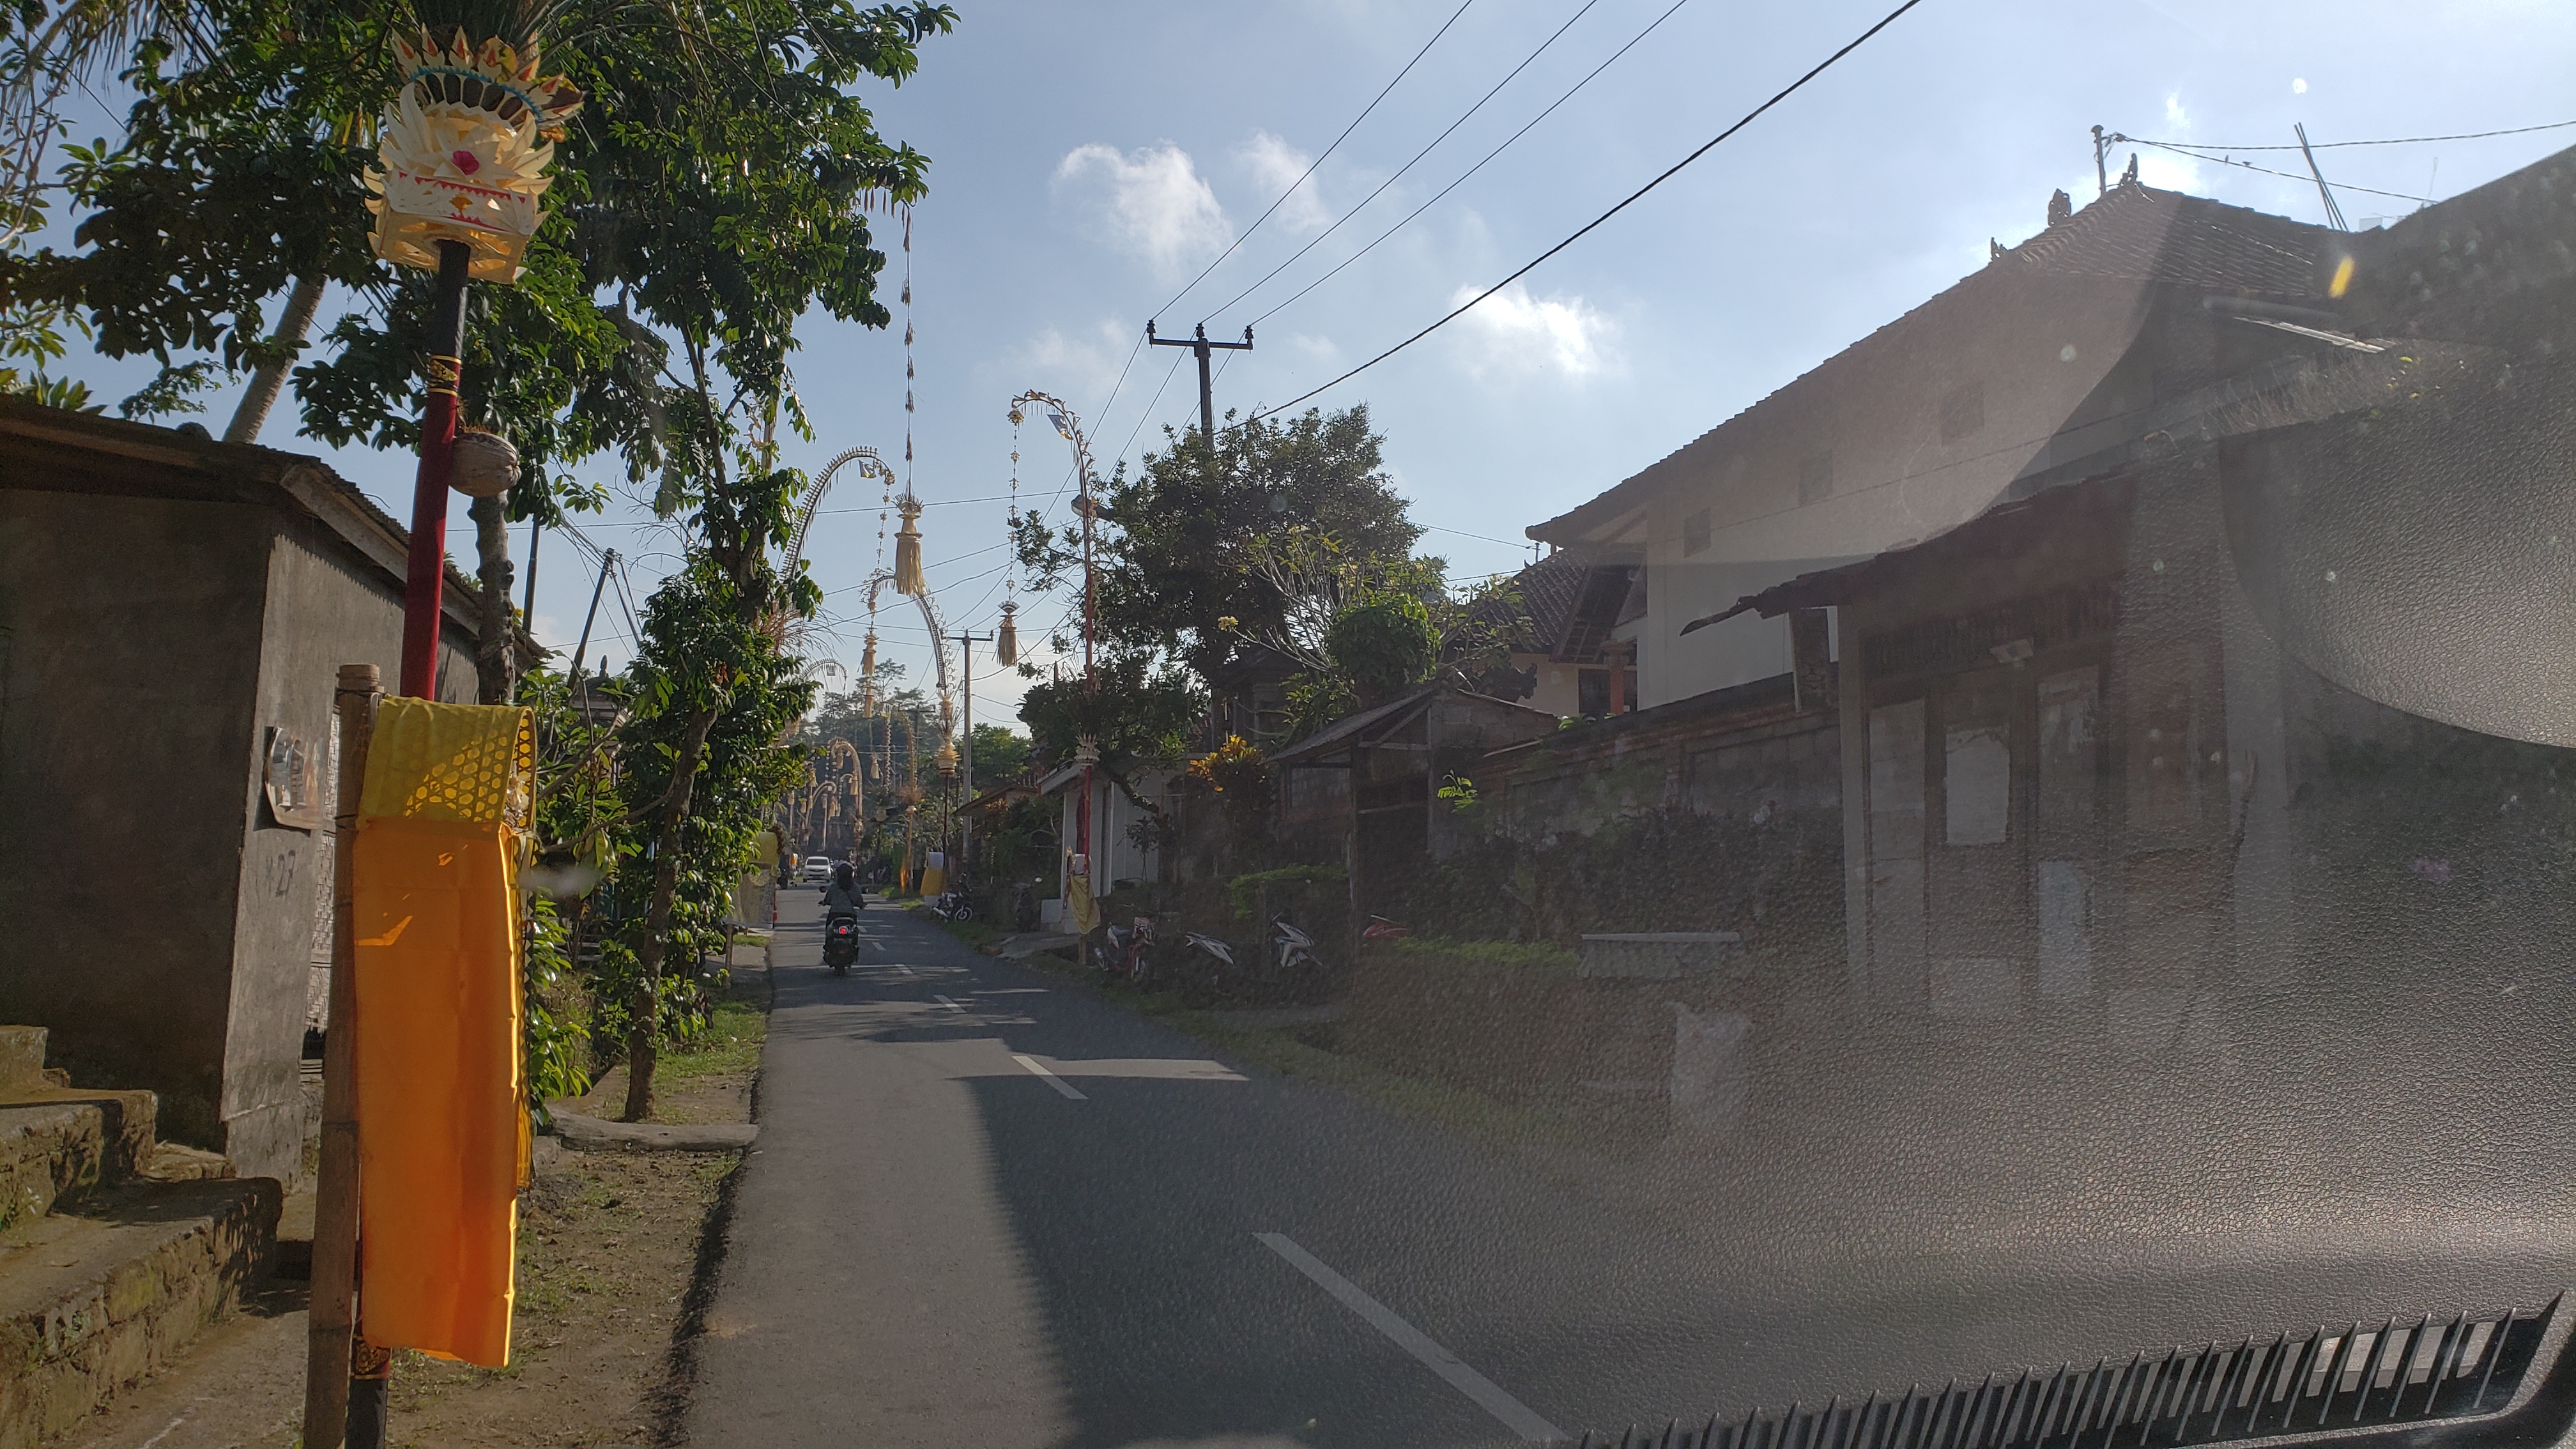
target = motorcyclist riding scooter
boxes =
[821,862,864,975]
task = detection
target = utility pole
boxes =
[946,630,993,880]
[565,549,617,696]
[1147,321,1254,449]
[2294,123,2350,231]
[2091,125,2108,198]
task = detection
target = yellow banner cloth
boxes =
[351,698,533,1369]
[1066,873,1098,935]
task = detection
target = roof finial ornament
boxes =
[1989,238,2006,261]
[2046,188,2074,227]
[2120,153,2140,188]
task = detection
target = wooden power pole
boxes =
[1147,321,1254,449]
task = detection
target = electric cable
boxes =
[2113,118,2576,153]
[1248,0,1699,330]
[1253,0,1929,420]
[2113,136,2434,203]
[1199,0,1609,326]
[1153,0,1480,320]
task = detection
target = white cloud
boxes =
[2292,77,2309,95]
[1289,332,1340,362]
[1002,319,1130,406]
[1447,282,1618,383]
[1053,142,1230,282]
[1236,130,1331,233]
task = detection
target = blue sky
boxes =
[46,0,2576,729]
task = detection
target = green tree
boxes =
[968,723,1030,783]
[4,0,952,705]
[1325,589,1436,707]
[1015,649,1202,839]
[1012,404,1422,680]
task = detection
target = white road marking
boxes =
[933,994,965,1011]
[1254,1232,1562,1444]
[896,965,917,976]
[1011,1055,1088,1100]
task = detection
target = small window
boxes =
[1798,452,1834,506]
[1940,381,1984,441]
[1682,508,1710,556]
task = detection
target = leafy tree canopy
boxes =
[1012,404,1424,680]
[1016,649,1203,769]
[3,0,954,533]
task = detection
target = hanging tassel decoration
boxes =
[893,496,926,595]
[995,601,1019,666]
[861,630,878,680]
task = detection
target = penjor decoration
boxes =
[365,27,582,284]
[893,495,926,595]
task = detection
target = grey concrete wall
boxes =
[220,519,477,1181]
[0,488,271,1146]
[1,483,482,1184]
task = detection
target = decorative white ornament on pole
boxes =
[365,30,583,285]
[448,428,521,498]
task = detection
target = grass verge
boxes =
[918,908,1009,953]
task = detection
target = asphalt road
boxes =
[681,891,1749,1449]
[678,893,2576,1449]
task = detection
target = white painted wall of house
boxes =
[1588,274,2165,710]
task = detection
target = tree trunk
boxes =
[224,275,327,445]
[468,493,517,705]
[622,702,719,1122]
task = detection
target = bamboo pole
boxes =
[305,663,380,1448]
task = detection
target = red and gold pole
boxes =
[396,239,473,700]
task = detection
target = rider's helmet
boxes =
[831,862,854,893]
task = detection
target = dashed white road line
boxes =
[933,994,965,1011]
[1011,1055,1087,1100]
[896,965,916,976]
[1254,1232,1562,1444]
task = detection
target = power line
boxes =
[1078,326,1152,480]
[2112,118,2576,153]
[1254,0,1930,420]
[1112,348,1192,471]
[2115,136,2434,203]
[1422,521,1537,549]
[1250,0,1701,330]
[1153,0,1480,320]
[1200,0,1611,325]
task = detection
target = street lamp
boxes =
[1012,389,1101,932]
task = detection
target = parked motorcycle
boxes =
[1361,914,1410,942]
[928,889,974,922]
[1269,916,1324,985]
[823,909,860,975]
[1092,916,1156,987]
[1176,929,1237,998]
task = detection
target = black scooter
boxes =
[824,910,860,974]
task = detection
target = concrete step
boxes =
[0,1178,280,1449]
[0,1094,157,1235]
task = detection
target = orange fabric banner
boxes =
[349,699,532,1368]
